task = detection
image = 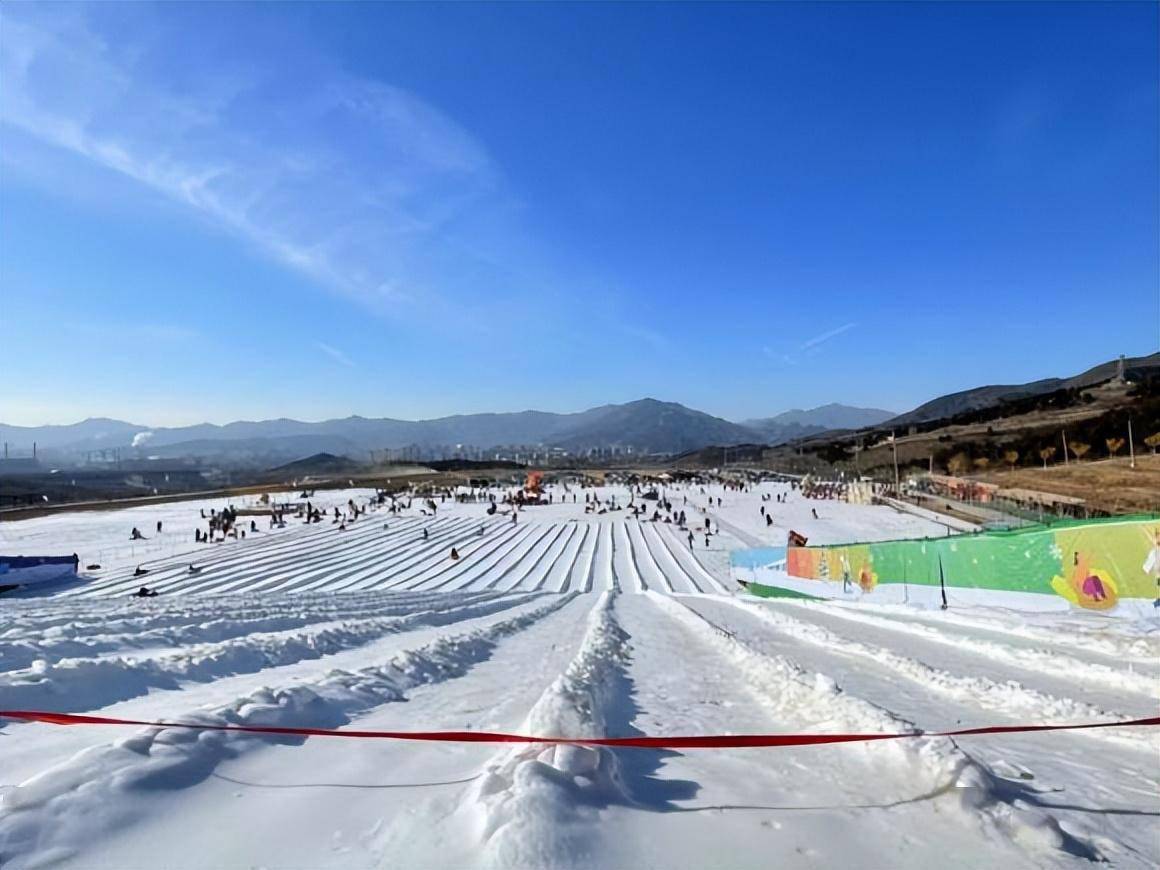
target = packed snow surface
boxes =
[1,482,1157,868]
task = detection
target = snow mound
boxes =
[468,591,632,868]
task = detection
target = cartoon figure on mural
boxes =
[1051,551,1118,611]
[857,562,877,592]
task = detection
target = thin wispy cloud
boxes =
[0,4,511,322]
[314,342,357,368]
[801,322,856,350]
[761,323,856,369]
[763,345,798,367]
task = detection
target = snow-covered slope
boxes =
[0,484,1156,868]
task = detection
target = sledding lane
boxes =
[78,515,430,597]
[66,510,412,597]
[0,591,573,830]
[5,592,599,870]
[676,595,1160,867]
[827,599,1160,668]
[587,592,1046,869]
[46,505,728,599]
[408,522,540,592]
[770,598,1160,703]
[0,588,504,673]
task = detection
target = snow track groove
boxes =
[611,523,645,592]
[646,593,1110,866]
[468,524,563,592]
[0,587,470,646]
[572,524,598,593]
[673,595,1160,867]
[831,600,1160,665]
[257,521,471,595]
[721,598,1159,736]
[0,589,503,673]
[499,524,571,593]
[654,521,728,592]
[777,598,1160,698]
[78,516,428,597]
[336,520,498,594]
[0,593,580,867]
[0,593,545,715]
[625,521,672,592]
[639,522,696,593]
[408,522,541,592]
[54,517,353,597]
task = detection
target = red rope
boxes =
[3,710,1158,749]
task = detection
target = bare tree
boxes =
[1003,449,1019,470]
[1105,437,1125,457]
[1070,441,1091,462]
[1039,445,1056,469]
[947,452,969,476]
[1145,432,1160,455]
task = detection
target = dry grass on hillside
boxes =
[976,454,1160,514]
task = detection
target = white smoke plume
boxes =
[131,431,154,448]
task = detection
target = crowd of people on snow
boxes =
[116,472,837,598]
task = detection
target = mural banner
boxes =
[768,516,1160,616]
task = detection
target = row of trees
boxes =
[944,431,1160,476]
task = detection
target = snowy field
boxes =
[1,482,1157,868]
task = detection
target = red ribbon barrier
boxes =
[2,710,1158,749]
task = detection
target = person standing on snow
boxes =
[1144,530,1160,607]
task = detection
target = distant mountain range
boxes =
[5,354,1153,466]
[741,403,894,443]
[0,400,888,464]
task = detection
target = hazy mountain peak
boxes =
[741,404,894,443]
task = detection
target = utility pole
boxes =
[891,431,900,497]
[1061,431,1069,466]
[1128,417,1136,469]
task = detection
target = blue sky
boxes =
[1,1,1156,426]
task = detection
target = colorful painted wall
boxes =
[781,515,1160,614]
